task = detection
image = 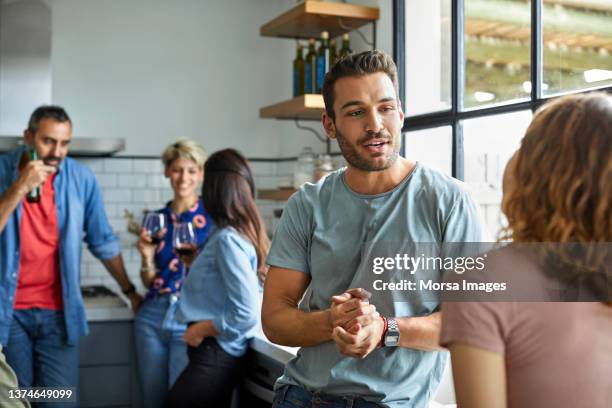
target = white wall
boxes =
[49,0,392,160]
[51,0,295,157]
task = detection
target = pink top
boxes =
[441,296,612,408]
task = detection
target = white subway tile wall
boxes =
[77,157,286,296]
[76,158,104,173]
[132,160,163,174]
[117,174,143,188]
[103,158,133,173]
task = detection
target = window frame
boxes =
[393,0,612,180]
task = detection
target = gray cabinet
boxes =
[78,321,141,408]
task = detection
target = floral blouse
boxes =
[145,197,213,298]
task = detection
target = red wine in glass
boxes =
[173,222,197,259]
[175,246,195,257]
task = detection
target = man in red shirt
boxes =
[0,106,142,403]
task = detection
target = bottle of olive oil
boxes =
[329,37,337,67]
[293,43,305,97]
[339,33,353,59]
[304,38,317,94]
[316,31,330,93]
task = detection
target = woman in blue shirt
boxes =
[134,139,213,408]
[167,148,270,408]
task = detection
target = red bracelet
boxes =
[378,315,388,347]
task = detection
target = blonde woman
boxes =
[134,139,213,408]
[440,93,612,408]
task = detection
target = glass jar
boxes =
[293,147,316,188]
[314,154,333,182]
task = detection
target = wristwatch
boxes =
[384,318,401,347]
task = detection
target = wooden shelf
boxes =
[257,188,297,201]
[260,94,325,120]
[260,0,379,40]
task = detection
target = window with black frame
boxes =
[397,0,612,239]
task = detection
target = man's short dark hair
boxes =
[322,50,399,121]
[27,105,72,134]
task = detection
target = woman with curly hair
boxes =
[440,93,612,408]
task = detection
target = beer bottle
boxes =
[304,38,317,94]
[26,149,41,203]
[293,43,305,97]
[339,33,353,59]
[316,31,330,93]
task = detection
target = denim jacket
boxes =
[0,145,120,345]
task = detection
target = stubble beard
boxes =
[335,128,400,172]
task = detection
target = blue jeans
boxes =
[272,385,384,408]
[4,308,79,407]
[134,295,188,408]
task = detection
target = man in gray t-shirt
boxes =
[262,50,486,408]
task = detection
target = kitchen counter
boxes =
[249,334,298,364]
[83,293,134,322]
[82,285,134,322]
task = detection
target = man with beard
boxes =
[0,106,142,398]
[262,51,486,407]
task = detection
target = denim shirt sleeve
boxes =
[211,232,259,342]
[81,169,120,260]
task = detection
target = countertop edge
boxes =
[249,336,298,365]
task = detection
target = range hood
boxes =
[0,2,125,157]
[0,136,125,157]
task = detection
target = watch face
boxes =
[385,318,400,346]
[385,333,400,346]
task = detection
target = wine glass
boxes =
[142,212,166,245]
[172,222,197,257]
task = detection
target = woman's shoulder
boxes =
[212,227,256,254]
[214,227,248,242]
